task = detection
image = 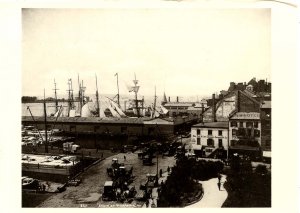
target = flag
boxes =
[115,73,118,76]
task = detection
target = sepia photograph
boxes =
[20,7,274,208]
[1,0,300,211]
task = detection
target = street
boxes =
[38,151,176,207]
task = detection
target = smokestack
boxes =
[212,94,216,122]
[168,96,170,102]
[176,96,179,102]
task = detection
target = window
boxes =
[231,121,237,127]
[246,122,253,128]
[121,126,127,133]
[230,140,236,146]
[70,125,76,132]
[218,130,222,136]
[254,122,258,128]
[237,128,246,137]
[218,139,223,147]
[197,129,201,135]
[239,122,243,127]
[232,129,237,136]
[197,138,201,145]
[246,129,252,137]
[254,129,260,137]
[94,126,100,132]
[208,130,212,135]
[207,138,214,146]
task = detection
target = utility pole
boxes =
[43,89,48,153]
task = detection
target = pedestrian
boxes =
[146,199,149,208]
[159,169,162,177]
[217,182,221,191]
[217,173,222,183]
[160,180,164,188]
[167,166,170,174]
[124,155,126,161]
[42,184,46,192]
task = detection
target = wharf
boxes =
[21,115,199,137]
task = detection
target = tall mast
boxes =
[53,79,59,113]
[67,79,72,116]
[133,73,140,117]
[77,74,81,116]
[95,74,100,117]
[81,80,86,106]
[43,89,48,153]
[115,73,120,107]
[153,86,157,118]
[70,78,74,108]
[82,80,84,106]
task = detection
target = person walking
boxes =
[124,155,126,161]
[217,182,221,191]
[159,169,163,177]
[167,166,170,174]
[218,173,222,183]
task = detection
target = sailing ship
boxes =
[48,73,168,119]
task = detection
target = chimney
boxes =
[212,94,216,122]
[176,96,179,102]
[236,91,240,112]
[168,96,170,102]
[201,103,205,123]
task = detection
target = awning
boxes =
[263,151,271,158]
[192,145,202,150]
[229,146,260,151]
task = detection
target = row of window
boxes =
[196,138,223,147]
[166,107,189,110]
[232,128,260,137]
[197,129,223,136]
[230,140,259,147]
[230,121,259,128]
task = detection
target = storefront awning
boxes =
[229,146,260,151]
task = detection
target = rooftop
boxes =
[22,116,146,124]
[193,121,228,128]
[164,102,194,107]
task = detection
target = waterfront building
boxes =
[190,122,228,157]
[260,100,271,155]
[228,112,261,159]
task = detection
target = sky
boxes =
[22,8,270,99]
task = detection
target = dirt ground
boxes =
[38,151,176,208]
